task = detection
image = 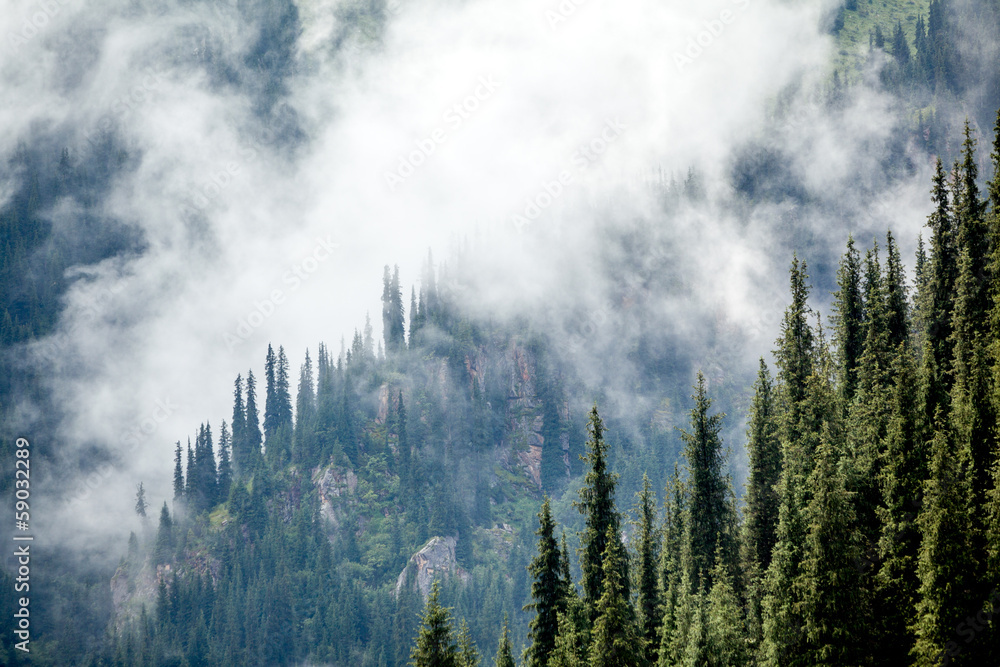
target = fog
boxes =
[1,0,946,554]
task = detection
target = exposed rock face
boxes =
[313,465,357,530]
[395,535,468,600]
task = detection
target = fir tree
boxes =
[874,349,925,663]
[911,418,977,666]
[525,496,565,667]
[295,349,316,465]
[798,427,866,667]
[680,372,733,591]
[589,525,643,667]
[245,370,263,471]
[134,482,148,520]
[154,502,173,564]
[634,474,661,666]
[743,359,781,572]
[173,441,185,502]
[577,404,625,621]
[494,617,516,667]
[832,236,864,403]
[704,548,747,667]
[457,620,480,667]
[231,374,248,476]
[410,582,458,667]
[218,420,233,501]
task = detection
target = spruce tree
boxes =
[798,426,866,667]
[743,359,781,572]
[294,350,316,465]
[874,349,925,663]
[680,372,733,591]
[589,525,643,667]
[884,230,909,350]
[173,441,185,502]
[154,502,174,564]
[577,404,624,621]
[457,620,480,667]
[264,344,278,440]
[245,369,263,471]
[911,418,977,666]
[494,616,516,667]
[525,496,565,667]
[832,236,864,403]
[410,582,458,667]
[231,374,247,476]
[218,420,233,501]
[922,158,959,419]
[704,548,747,667]
[634,474,661,666]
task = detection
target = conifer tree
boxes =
[884,230,909,350]
[525,496,565,667]
[154,502,174,564]
[410,582,458,667]
[245,370,263,471]
[798,427,866,667]
[680,372,733,591]
[264,344,278,439]
[874,349,925,663]
[494,617,516,667]
[589,525,643,667]
[633,474,661,666]
[549,610,586,667]
[231,374,248,476]
[457,620,480,667]
[704,548,747,667]
[832,236,864,403]
[173,441,185,502]
[218,420,233,501]
[577,404,624,621]
[911,418,976,666]
[294,350,316,465]
[743,359,781,572]
[922,158,959,418]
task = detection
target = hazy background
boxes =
[3,0,975,556]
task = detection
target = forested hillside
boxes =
[11,112,991,666]
[3,0,1000,665]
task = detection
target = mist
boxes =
[1,0,949,557]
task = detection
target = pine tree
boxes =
[173,441,185,502]
[245,370,263,471]
[525,496,565,667]
[295,349,316,465]
[218,420,233,501]
[911,418,977,666]
[494,616,516,667]
[743,359,781,572]
[134,482,148,520]
[410,582,458,667]
[231,374,248,477]
[922,158,959,419]
[589,525,643,667]
[457,620,480,667]
[704,548,747,667]
[884,230,909,350]
[832,236,864,403]
[798,426,866,667]
[680,372,733,591]
[154,502,173,564]
[874,349,925,663]
[577,404,625,621]
[634,474,661,666]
